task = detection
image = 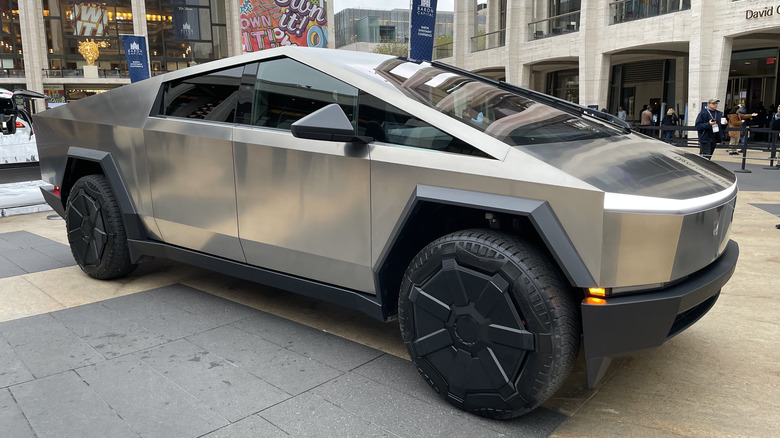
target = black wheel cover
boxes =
[399,230,580,419]
[67,187,109,267]
[65,175,136,279]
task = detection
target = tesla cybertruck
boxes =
[35,47,738,419]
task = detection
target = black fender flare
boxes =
[375,185,596,319]
[59,147,147,243]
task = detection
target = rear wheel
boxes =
[66,174,136,279]
[399,229,580,419]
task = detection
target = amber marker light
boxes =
[585,297,606,305]
[588,287,607,297]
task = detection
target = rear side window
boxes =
[161,66,243,122]
[251,58,358,130]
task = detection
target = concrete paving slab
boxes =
[52,302,171,358]
[187,324,343,396]
[137,339,290,422]
[0,313,104,378]
[201,414,289,438]
[0,334,34,388]
[10,371,137,438]
[76,354,230,438]
[0,389,35,438]
[144,283,263,326]
[261,392,399,437]
[232,312,384,372]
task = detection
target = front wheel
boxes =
[399,230,581,419]
[65,174,137,279]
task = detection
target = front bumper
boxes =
[581,239,739,387]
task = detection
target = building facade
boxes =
[444,0,780,123]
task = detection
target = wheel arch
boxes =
[375,185,595,320]
[61,147,146,242]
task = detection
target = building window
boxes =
[44,0,133,71]
[145,0,227,73]
[0,1,23,72]
[610,1,691,25]
[546,69,579,104]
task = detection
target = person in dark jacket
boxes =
[661,108,679,140]
[695,98,725,160]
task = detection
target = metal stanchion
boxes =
[765,133,778,170]
[734,127,752,173]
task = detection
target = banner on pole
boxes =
[122,35,151,83]
[408,0,438,62]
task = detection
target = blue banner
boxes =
[122,35,150,83]
[173,6,201,40]
[409,0,438,62]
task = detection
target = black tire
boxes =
[65,174,137,279]
[399,229,580,419]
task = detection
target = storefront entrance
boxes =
[725,48,779,112]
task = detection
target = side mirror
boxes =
[291,103,371,144]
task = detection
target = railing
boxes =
[42,68,131,78]
[432,42,453,60]
[528,11,580,41]
[0,69,25,78]
[470,29,506,52]
[610,0,691,25]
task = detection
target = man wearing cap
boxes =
[695,98,725,160]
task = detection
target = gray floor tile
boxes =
[10,371,137,438]
[5,248,67,273]
[34,242,76,265]
[100,292,219,340]
[232,312,384,371]
[0,231,54,248]
[188,325,342,395]
[0,314,104,378]
[0,255,25,278]
[312,372,532,438]
[750,203,780,217]
[0,388,35,438]
[0,333,34,388]
[76,354,229,438]
[137,339,290,422]
[52,302,170,358]
[261,392,399,437]
[353,354,568,436]
[202,414,288,438]
[145,283,259,325]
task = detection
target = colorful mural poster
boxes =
[71,2,108,37]
[240,0,328,52]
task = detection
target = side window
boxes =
[161,65,243,122]
[251,58,358,130]
[358,93,490,157]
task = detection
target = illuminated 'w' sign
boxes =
[72,2,108,37]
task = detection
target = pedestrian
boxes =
[640,105,653,135]
[661,108,679,140]
[695,98,725,160]
[771,103,780,132]
[617,105,627,121]
[726,104,757,154]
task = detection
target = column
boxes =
[19,0,44,97]
[578,0,609,107]
[226,0,243,56]
[504,0,532,86]
[131,0,148,36]
[687,0,730,123]
[453,0,477,65]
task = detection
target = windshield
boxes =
[372,58,622,146]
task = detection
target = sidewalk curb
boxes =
[0,203,53,218]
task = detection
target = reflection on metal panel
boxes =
[144,117,244,262]
[233,126,374,293]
